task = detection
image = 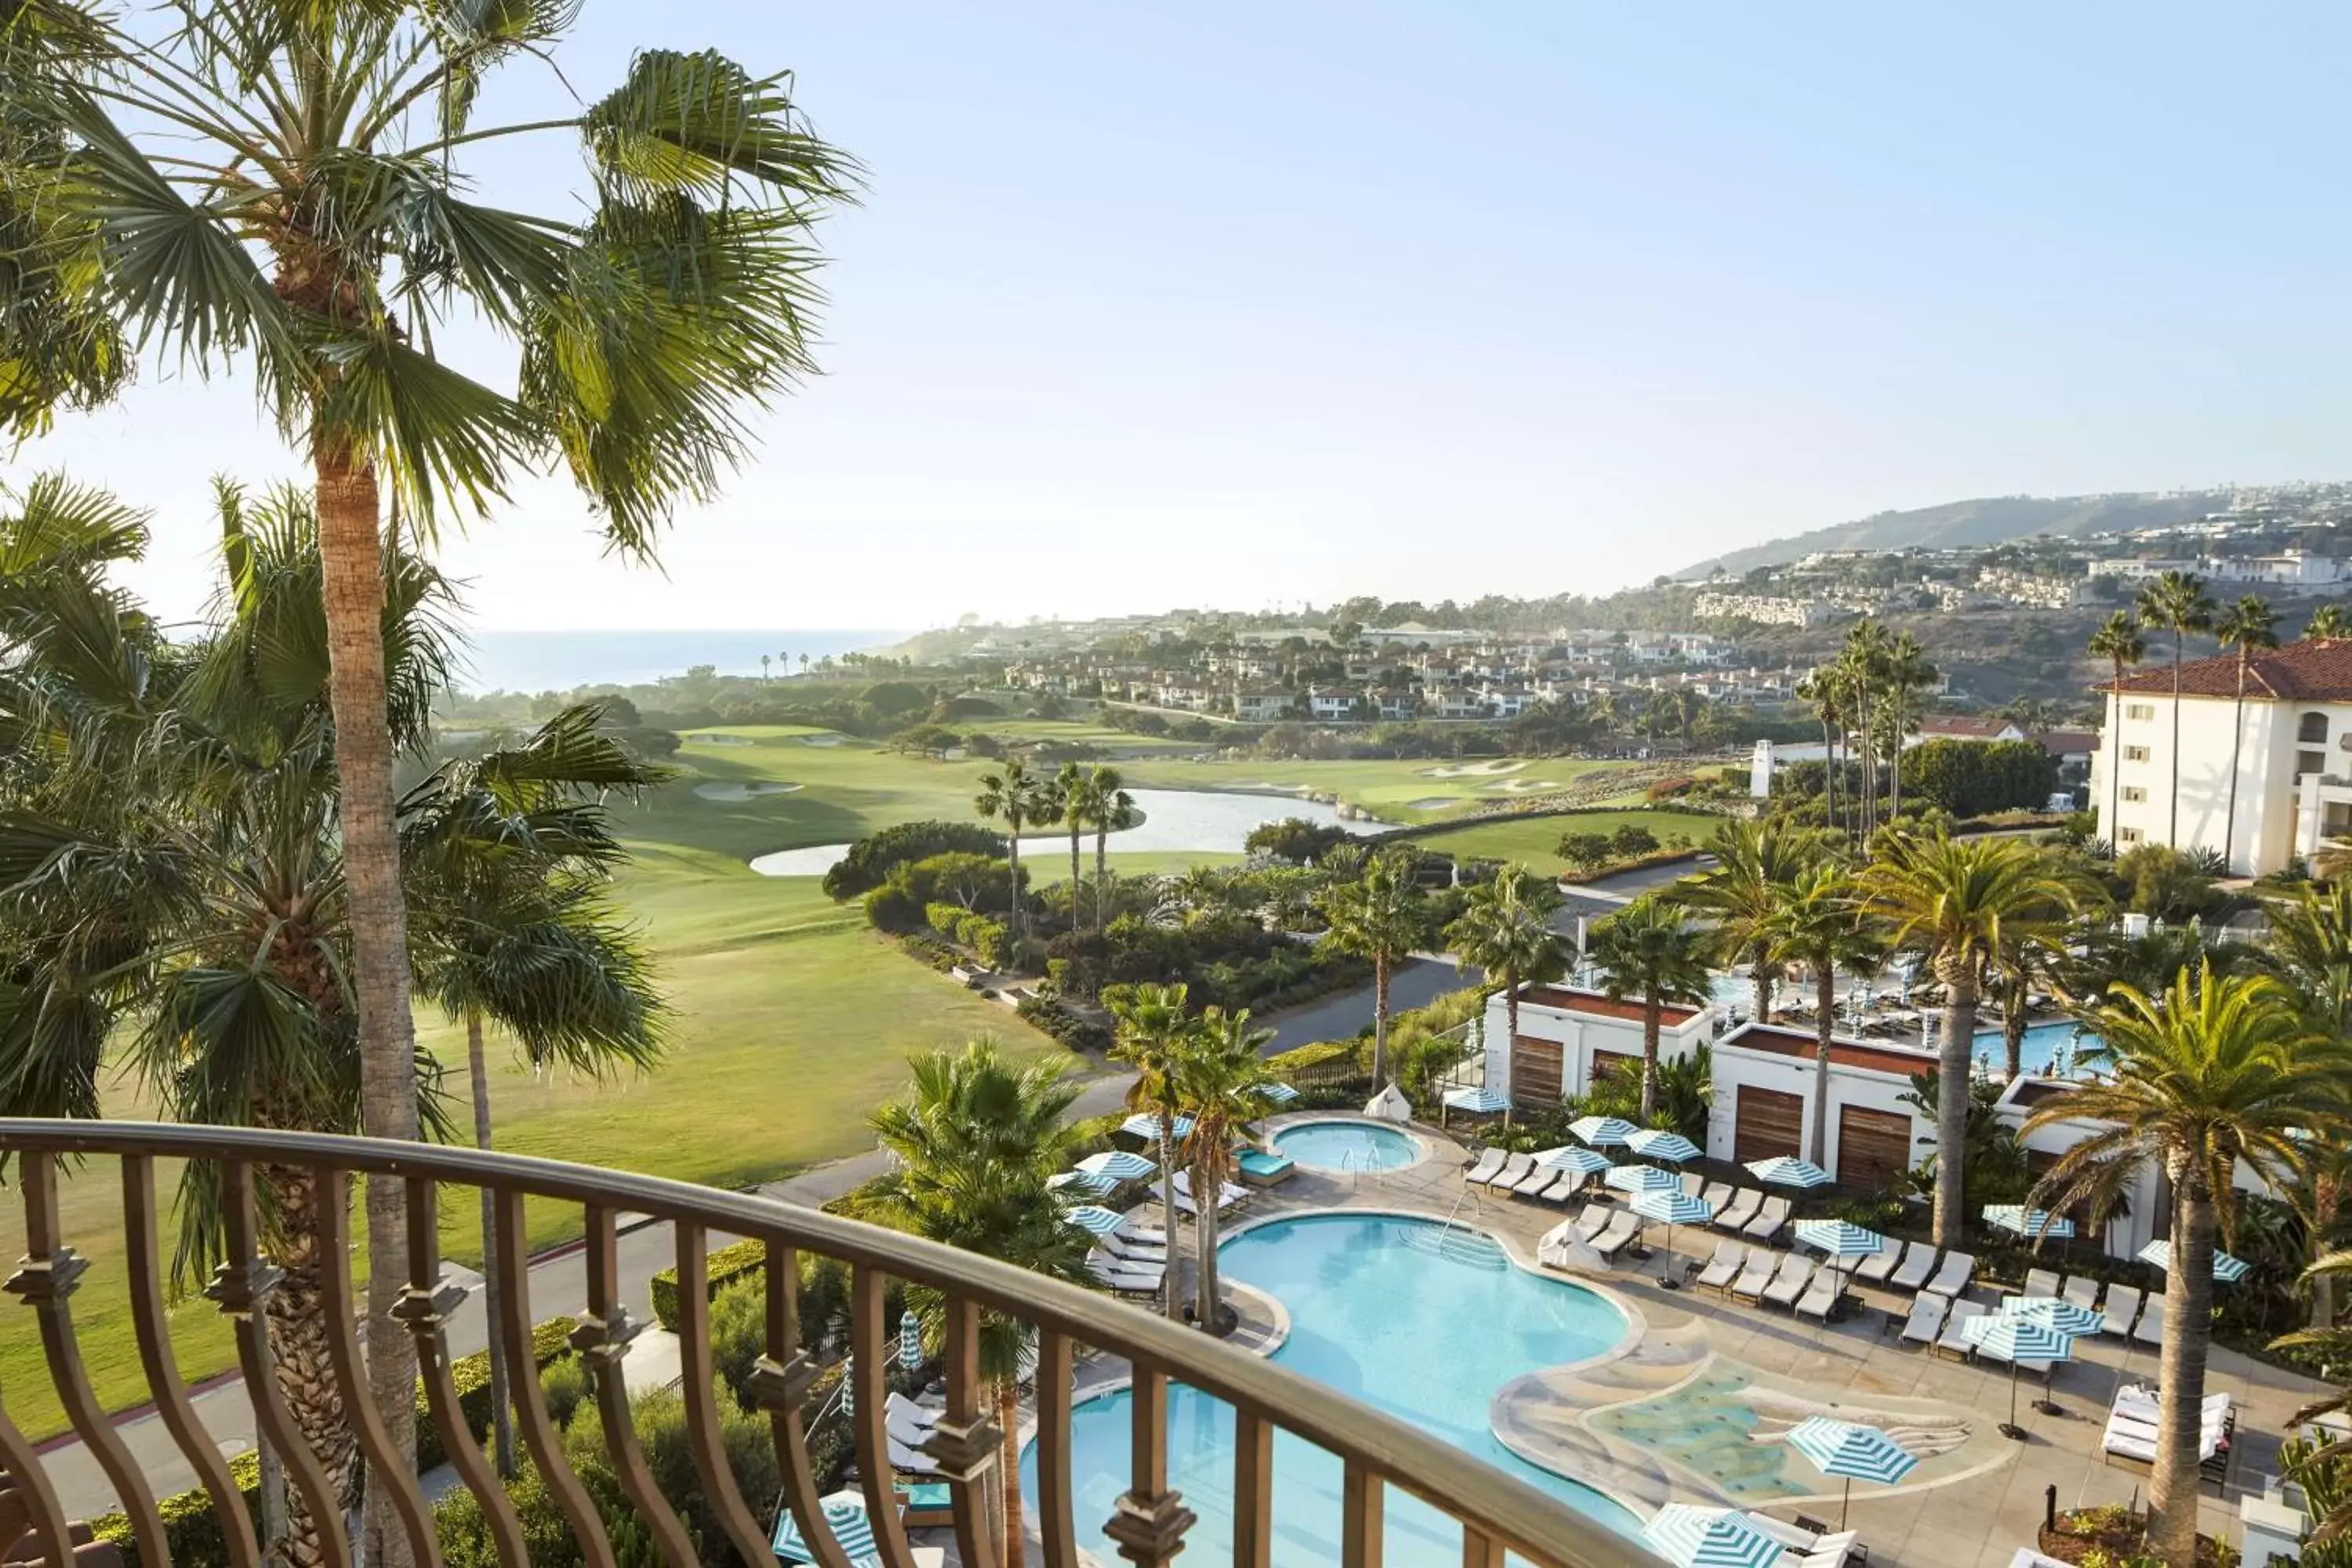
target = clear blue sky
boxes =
[20,1,2352,630]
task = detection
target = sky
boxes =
[14,2,2352,631]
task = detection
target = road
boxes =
[1254,955,1483,1053]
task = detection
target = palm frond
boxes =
[580,49,861,205]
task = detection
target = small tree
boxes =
[1587,897,1711,1121]
[1318,855,1433,1087]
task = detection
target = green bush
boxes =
[958,913,1010,967]
[650,1236,769,1332]
[893,932,960,971]
[822,818,1008,899]
[861,880,925,932]
[924,900,968,937]
[1015,993,1112,1052]
[418,1313,581,1470]
[89,1450,260,1567]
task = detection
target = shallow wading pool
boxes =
[1270,1119,1423,1174]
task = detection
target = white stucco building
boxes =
[2091,637,2352,874]
[1479,984,1711,1109]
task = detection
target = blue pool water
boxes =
[1271,1120,1422,1174]
[1974,1022,2102,1079]
[1020,1214,1641,1565]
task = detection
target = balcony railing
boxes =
[0,1120,1651,1568]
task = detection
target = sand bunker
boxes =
[1486,779,1560,795]
[693,781,802,801]
[1421,760,1526,778]
[797,732,844,746]
[1407,797,1462,811]
[687,733,754,747]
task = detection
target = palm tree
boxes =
[864,1041,1090,1568]
[1108,982,1194,1321]
[1053,760,1090,927]
[1675,818,1822,1019]
[1445,866,1568,1062]
[1987,915,2068,1084]
[2215,595,2279,873]
[1087,771,1138,931]
[1761,864,1881,1167]
[976,756,1058,949]
[1858,829,2086,1247]
[2027,967,2345,1567]
[1318,854,1432,1087]
[1882,633,1937,822]
[1058,763,1131,931]
[1173,1007,1278,1326]
[2138,572,2218,846]
[2,15,859,1492]
[1798,667,1850,834]
[2088,612,2149,846]
[1588,897,1711,1121]
[2312,606,2352,641]
[1838,622,1891,837]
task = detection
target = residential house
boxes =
[1914,715,2027,745]
[1153,678,1214,712]
[1370,691,1417,720]
[1232,688,1296,723]
[1308,687,1362,721]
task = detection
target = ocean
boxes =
[455,630,913,695]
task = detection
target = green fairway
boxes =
[1112,753,1658,826]
[1398,809,1717,875]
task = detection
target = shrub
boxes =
[894,932,960,971]
[1645,775,1698,801]
[958,913,1011,967]
[1557,830,1612,869]
[651,1236,769,1332]
[416,1313,582,1470]
[862,880,925,932]
[1609,823,1659,857]
[924,899,969,937]
[822,819,1009,898]
[1017,993,1112,1053]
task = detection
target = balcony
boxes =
[0,1119,1638,1568]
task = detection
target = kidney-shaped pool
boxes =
[1021,1213,1641,1564]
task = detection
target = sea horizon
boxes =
[454,628,916,695]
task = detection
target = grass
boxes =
[1112,754,1657,826]
[1397,809,1717,875]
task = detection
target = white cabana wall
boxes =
[1481,984,1713,1109]
[1707,1023,1934,1185]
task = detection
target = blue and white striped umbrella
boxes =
[1787,1417,1918,1486]
[1794,1219,1887,1261]
[1962,1312,2076,1363]
[1064,1204,1127,1237]
[1535,1146,1612,1178]
[2002,1294,2104,1337]
[1605,1163,1681,1196]
[1642,1505,1786,1568]
[1443,1084,1511,1113]
[1746,1156,1831,1189]
[1077,1149,1158,1181]
[2137,1239,2250,1283]
[773,1488,882,1568]
[898,1308,924,1370]
[1261,1081,1301,1105]
[1120,1112,1194,1141]
[1048,1170,1115,1195]
[1633,1189,1715,1227]
[1983,1204,2074,1240]
[1627,1129,1702,1163]
[1571,1115,1639,1148]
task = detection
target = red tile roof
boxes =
[1720,1023,1936,1077]
[2103,637,2352,701]
[2036,729,2098,756]
[1519,984,1703,1026]
[1918,715,2019,739]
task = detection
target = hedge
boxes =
[1015,993,1112,1053]
[650,1236,769,1333]
[416,1314,580,1470]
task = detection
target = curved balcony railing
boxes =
[0,1120,1657,1568]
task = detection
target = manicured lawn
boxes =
[1398,809,1718,875]
[1112,754,1657,826]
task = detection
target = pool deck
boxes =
[1103,1115,2331,1568]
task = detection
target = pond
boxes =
[747,788,1385,877]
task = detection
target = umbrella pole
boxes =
[2000,1362,2026,1442]
[1841,1477,1852,1531]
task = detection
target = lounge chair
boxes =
[1680,1171,1707,1199]
[1695,1240,1748,1293]
[1743,1515,1817,1552]
[2132,1305,2165,1348]
[1762,1254,1817,1310]
[2024,1269,2061,1299]
[1921,1250,1975,1299]
[2061,1276,2102,1313]
[1570,1201,1613,1242]
[1744,1194,1793,1243]
[1100,1232,1166,1265]
[1699,1181,1733,1214]
[2101,1284,2143,1336]
[1933,1298,1987,1359]
[1801,1531,1861,1568]
[1889,1244,1938,1291]
[1715,1189,1763,1232]
[1464,1149,1507,1185]
[2104,1386,2234,1473]
[1483,1152,1534,1192]
[886,1392,939,1448]
[1507,1160,1559,1196]
[1854,1239,1907,1285]
[1729,1249,1780,1301]
[1591,1210,1642,1260]
[1897,1293,1948,1346]
[887,1435,940,1475]
[1795,1265,1842,1321]
[1087,1254,1163,1294]
[1532,1170,1585,1204]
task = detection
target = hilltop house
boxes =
[1915,715,2027,745]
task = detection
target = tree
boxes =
[2137,572,2217,847]
[1173,1007,1278,1325]
[1062,764,1132,931]
[1610,823,1660,858]
[1882,632,1937,822]
[1557,830,1613,873]
[975,756,1058,948]
[1108,983,1194,1322]
[1318,855,1432,1087]
[1675,818,1821,1019]
[1858,829,2085,1247]
[2088,611,2148,846]
[2310,605,2352,641]
[1587,897,1711,1121]
[1987,906,2069,1084]
[1445,866,1569,1065]
[864,1041,1089,1568]
[1762,864,1880,1167]
[2214,595,2279,873]
[2027,967,2345,1567]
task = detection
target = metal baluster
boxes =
[393,1176,528,1568]
[748,1242,855,1568]
[488,1187,617,1568]
[6,1150,170,1564]
[670,1222,778,1563]
[1034,1331,1080,1568]
[850,1267,923,1568]
[1342,1460,1385,1568]
[576,1207,697,1568]
[927,1296,1002,1568]
[207,1159,350,1568]
[121,1154,260,1568]
[311,1167,441,1568]
[0,1396,73,1568]
[1232,1409,1274,1568]
[1102,1366,1193,1567]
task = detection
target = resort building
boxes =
[1480,983,1711,1111]
[1705,1023,1932,1192]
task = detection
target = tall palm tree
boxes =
[1444,866,1568,1063]
[1838,622,1891,837]
[1108,982,1194,1322]
[976,756,1058,949]
[2311,605,2352,641]
[1761,864,1881,1167]
[1318,854,1432,1087]
[2,14,859,1495]
[1173,1007,1278,1325]
[1087,771,1138,931]
[1858,829,2086,1247]
[1882,632,1937,822]
[2088,612,2149,847]
[864,1041,1090,1568]
[1059,763,1131,931]
[1588,897,1711,1121]
[2137,572,2218,847]
[1053,760,1091,926]
[2028,967,2345,1568]
[1675,817,1822,1019]
[1987,914,2068,1084]
[1796,669,1846,833]
[2212,595,2279,873]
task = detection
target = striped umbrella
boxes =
[1048,1170,1114,1196]
[898,1308,924,1370]
[1605,1163,1681,1197]
[1120,1112,1194,1142]
[2137,1239,2250,1283]
[1634,1189,1716,1285]
[838,1353,854,1417]
[1443,1084,1511,1114]
[1064,1204,1127,1237]
[1535,1146,1612,1178]
[1571,1115,1639,1148]
[1746,1156,1831,1189]
[2002,1294,2104,1338]
[1261,1081,1301,1105]
[1786,1417,1917,1526]
[1982,1204,2075,1240]
[1962,1313,2077,1436]
[1793,1219,1886,1261]
[1627,1129,1702,1163]
[772,1488,882,1568]
[1642,1504,1787,1568]
[1077,1149,1157,1182]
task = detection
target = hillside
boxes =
[1677,489,2235,579]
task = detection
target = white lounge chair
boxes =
[1762,1254,1817,1309]
[1570,1201,1613,1242]
[886,1392,939,1449]
[1802,1531,1861,1568]
[1695,1240,1748,1293]
[1088,1254,1163,1294]
[1699,1181,1733,1214]
[887,1435,940,1475]
[2101,1284,2143,1336]
[1934,1298,1987,1359]
[1680,1171,1707,1199]
[1485,1153,1534,1192]
[1100,1232,1166,1264]
[1742,1515,1817,1552]
[1897,1293,1947,1346]
[1591,1210,1642,1259]
[1795,1265,1842,1321]
[1508,1161,1561,1196]
[2061,1275,2102,1312]
[1889,1243,1939,1291]
[1729,1250,1780,1301]
[1534,1170,1586,1204]
[1921,1250,1975,1299]
[1715,1189,1763,1232]
[1744,1195,1792,1243]
[1463,1149,1507,1185]
[2024,1269,2061,1299]
[1854,1238,1907,1285]
[2132,1305,2165,1348]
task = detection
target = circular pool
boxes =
[1272,1119,1423,1174]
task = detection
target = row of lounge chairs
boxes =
[1087,1228,1171,1295]
[2014,1269,2166,1345]
[1537,1203,1645,1265]
[1745,1512,1865,1568]
[1852,1239,1976,1298]
[2101,1383,2234,1487]
[1465,1150,1600,1205]
[1693,1240,1843,1319]
[1149,1172,1251,1218]
[1701,1185,1791,1243]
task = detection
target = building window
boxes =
[2122,786,2147,803]
[2125,702,2155,720]
[2123,745,2151,763]
[2118,828,2144,845]
[2305,713,2333,745]
[2302,750,2328,778]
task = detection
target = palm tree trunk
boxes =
[1504,981,1522,1102]
[1640,996,1661,1121]
[312,441,421,1567]
[465,1011,515,1477]
[1192,1154,1220,1323]
[1372,953,1392,1086]
[262,1163,360,1568]
[997,1379,1025,1568]
[2169,630,2186,847]
[1156,1117,1181,1322]
[1809,964,1834,1169]
[1752,956,1774,1023]
[1094,827,1109,932]
[2313,1174,2342,1330]
[1069,826,1083,932]
[1006,829,1025,947]
[2223,662,2248,873]
[1931,961,1978,1250]
[2109,663,2126,848]
[2147,1178,2216,1568]
[1889,690,1904,821]
[2002,986,2027,1082]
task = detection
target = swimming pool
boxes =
[1270,1120,1423,1174]
[1019,1214,1641,1563]
[1973,1021,2102,1079]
